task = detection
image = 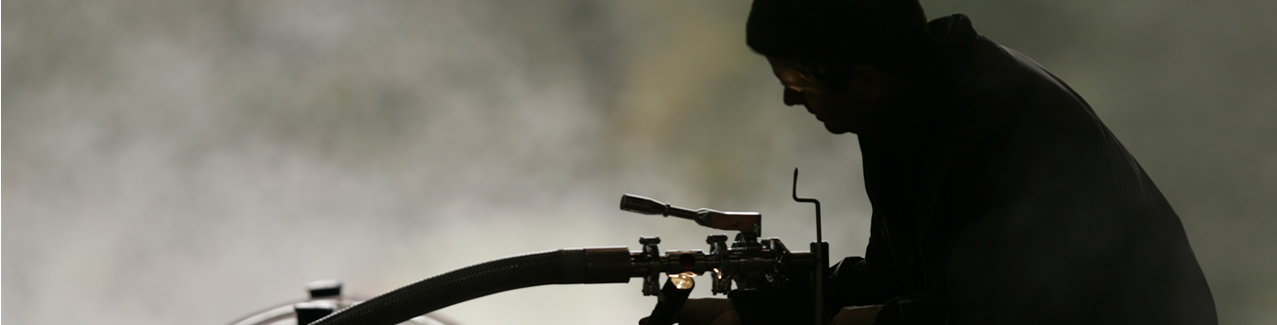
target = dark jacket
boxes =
[824,14,1217,325]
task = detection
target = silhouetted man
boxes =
[657,1,1217,324]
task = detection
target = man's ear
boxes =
[850,65,884,100]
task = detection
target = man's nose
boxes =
[783,88,806,106]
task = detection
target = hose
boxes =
[310,247,632,325]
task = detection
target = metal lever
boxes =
[620,194,762,236]
[621,194,691,217]
[792,169,822,243]
[792,168,825,325]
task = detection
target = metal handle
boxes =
[619,194,761,235]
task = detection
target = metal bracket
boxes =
[640,236,662,296]
[704,234,733,295]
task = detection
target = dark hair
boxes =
[746,0,938,88]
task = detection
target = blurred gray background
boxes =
[4,1,1275,324]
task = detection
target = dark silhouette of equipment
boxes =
[234,169,829,325]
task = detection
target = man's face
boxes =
[768,57,885,134]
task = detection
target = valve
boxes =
[622,170,826,325]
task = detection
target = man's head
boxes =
[747,0,937,134]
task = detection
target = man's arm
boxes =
[825,213,908,309]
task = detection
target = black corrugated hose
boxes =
[310,247,632,325]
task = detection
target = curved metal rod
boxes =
[791,168,822,243]
[792,168,825,325]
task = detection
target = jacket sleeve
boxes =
[824,212,909,309]
[873,294,948,325]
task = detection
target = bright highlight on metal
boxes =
[668,271,697,290]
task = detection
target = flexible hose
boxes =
[310,248,630,325]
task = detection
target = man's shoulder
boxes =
[933,16,1111,150]
[931,14,1083,109]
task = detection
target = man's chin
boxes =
[823,122,854,134]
